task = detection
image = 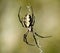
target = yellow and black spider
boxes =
[18,5,51,48]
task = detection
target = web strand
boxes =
[37,39,44,53]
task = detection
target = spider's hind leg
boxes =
[18,6,24,27]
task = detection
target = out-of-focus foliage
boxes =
[0,0,60,53]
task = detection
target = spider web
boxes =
[37,39,44,53]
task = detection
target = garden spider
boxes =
[18,6,51,48]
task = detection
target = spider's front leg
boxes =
[32,31,52,48]
[23,30,34,46]
[33,33,40,48]
[18,7,24,27]
[35,32,52,38]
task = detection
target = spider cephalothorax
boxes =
[18,6,51,48]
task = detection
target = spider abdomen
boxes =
[23,14,33,28]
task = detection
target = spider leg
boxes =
[23,30,34,46]
[18,6,24,27]
[34,32,52,38]
[32,15,35,26]
[31,6,35,26]
[33,33,39,48]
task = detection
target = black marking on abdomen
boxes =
[23,14,33,28]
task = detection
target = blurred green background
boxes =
[0,0,60,53]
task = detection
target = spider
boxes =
[18,6,51,48]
